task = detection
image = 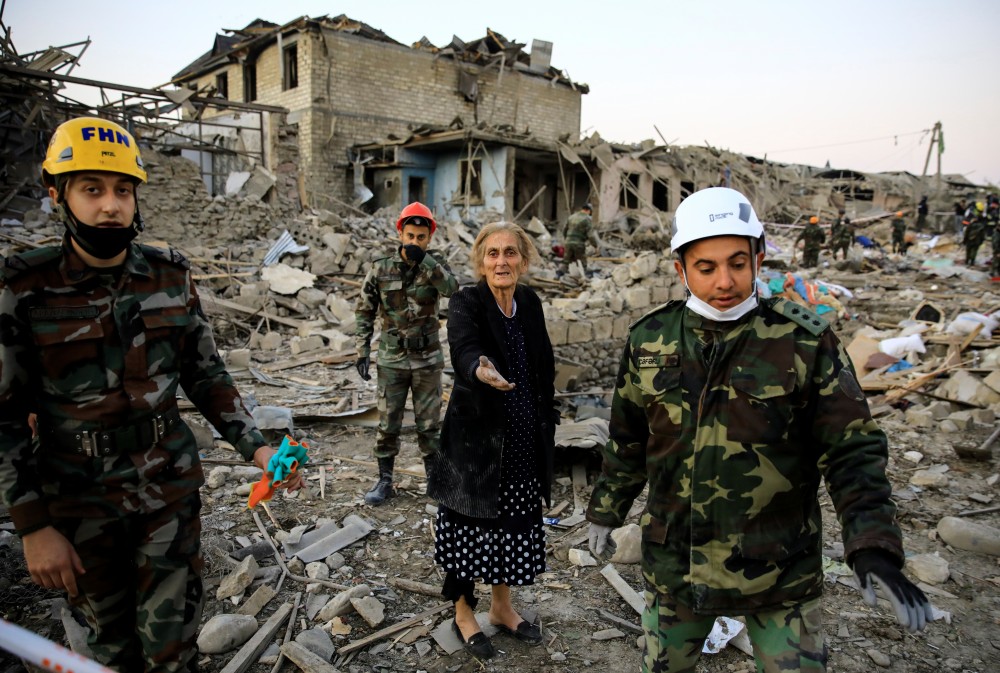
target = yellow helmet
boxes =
[42,117,147,184]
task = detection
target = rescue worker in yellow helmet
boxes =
[41,116,148,260]
[1,117,300,670]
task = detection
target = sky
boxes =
[6,0,1000,185]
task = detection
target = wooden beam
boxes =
[599,564,644,616]
[337,602,451,656]
[279,641,341,672]
[219,602,293,673]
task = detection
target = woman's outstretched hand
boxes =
[476,355,515,391]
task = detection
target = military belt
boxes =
[382,332,439,350]
[44,407,182,458]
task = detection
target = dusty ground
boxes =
[2,261,999,673]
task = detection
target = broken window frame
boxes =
[652,177,670,212]
[457,157,484,205]
[282,43,298,91]
[215,71,228,100]
[243,60,257,102]
[619,172,640,210]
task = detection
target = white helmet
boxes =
[671,187,764,253]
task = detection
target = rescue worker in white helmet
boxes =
[586,187,930,672]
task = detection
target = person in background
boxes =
[953,198,967,237]
[0,116,301,672]
[891,211,907,254]
[427,222,557,660]
[561,202,599,275]
[586,187,931,673]
[354,202,457,506]
[829,209,853,260]
[962,202,988,267]
[915,195,928,232]
[795,215,825,267]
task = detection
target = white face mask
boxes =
[683,288,758,322]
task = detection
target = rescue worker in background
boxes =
[0,117,302,672]
[953,198,967,237]
[962,202,987,267]
[915,195,928,232]
[829,209,853,260]
[586,187,932,673]
[891,211,908,254]
[561,202,600,274]
[989,195,1000,278]
[795,215,825,267]
[354,202,458,506]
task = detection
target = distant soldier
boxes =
[795,215,825,267]
[891,211,907,254]
[354,202,458,505]
[561,202,599,274]
[962,202,988,267]
[915,195,928,232]
[586,187,931,673]
[830,209,853,260]
[989,196,1000,277]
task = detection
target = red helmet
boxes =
[396,202,436,234]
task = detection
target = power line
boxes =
[767,129,930,154]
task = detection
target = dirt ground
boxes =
[2,268,1000,673]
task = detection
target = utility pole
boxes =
[920,121,943,195]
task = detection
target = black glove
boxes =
[355,356,371,381]
[400,244,426,265]
[853,549,933,633]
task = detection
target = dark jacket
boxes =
[427,281,557,518]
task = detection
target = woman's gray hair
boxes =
[470,221,540,281]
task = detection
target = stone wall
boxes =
[546,251,685,385]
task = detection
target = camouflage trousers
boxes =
[375,363,443,458]
[801,246,820,267]
[563,242,587,272]
[832,240,851,260]
[991,231,1000,276]
[642,586,826,673]
[965,242,982,266]
[56,491,204,672]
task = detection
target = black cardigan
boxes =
[426,281,557,518]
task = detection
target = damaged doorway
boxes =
[408,176,426,205]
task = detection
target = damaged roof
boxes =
[171,15,585,91]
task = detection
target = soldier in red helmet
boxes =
[354,202,458,504]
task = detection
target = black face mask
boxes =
[70,219,139,259]
[56,188,144,260]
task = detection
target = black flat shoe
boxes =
[492,620,543,645]
[452,619,496,659]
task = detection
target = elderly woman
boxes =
[427,222,557,659]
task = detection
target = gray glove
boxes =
[853,549,933,633]
[587,523,616,560]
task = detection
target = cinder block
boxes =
[566,321,593,344]
[547,320,569,346]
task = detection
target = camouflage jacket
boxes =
[564,212,596,245]
[0,241,266,535]
[795,223,825,249]
[354,249,457,370]
[831,218,853,245]
[586,297,903,614]
[963,218,987,246]
[891,218,906,236]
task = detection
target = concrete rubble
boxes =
[1,17,1000,673]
